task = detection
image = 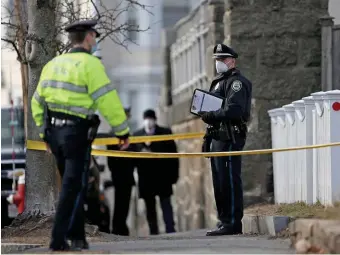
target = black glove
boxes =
[198,111,217,125]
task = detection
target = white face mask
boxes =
[143,119,156,131]
[215,60,229,74]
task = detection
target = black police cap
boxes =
[65,19,100,38]
[213,43,238,59]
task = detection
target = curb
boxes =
[242,215,292,236]
[289,219,340,254]
[1,243,43,254]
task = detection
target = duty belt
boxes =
[50,117,77,127]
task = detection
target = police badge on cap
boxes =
[213,43,238,59]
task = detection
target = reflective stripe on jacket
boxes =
[31,51,129,137]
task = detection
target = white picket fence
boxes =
[268,90,340,205]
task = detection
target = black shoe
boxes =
[49,242,71,251]
[206,225,241,236]
[71,239,89,250]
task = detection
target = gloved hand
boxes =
[198,111,217,125]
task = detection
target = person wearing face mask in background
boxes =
[198,44,252,236]
[31,19,130,251]
[133,109,179,235]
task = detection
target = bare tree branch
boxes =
[1,38,22,62]
[90,0,101,20]
[2,0,154,56]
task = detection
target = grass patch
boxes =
[245,202,340,220]
[278,202,340,219]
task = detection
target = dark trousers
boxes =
[210,136,245,231]
[144,196,175,235]
[47,125,90,248]
[112,185,132,236]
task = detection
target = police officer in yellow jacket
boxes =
[31,19,130,251]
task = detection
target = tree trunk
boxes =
[24,0,58,215]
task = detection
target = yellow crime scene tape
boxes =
[26,132,340,158]
[92,132,205,146]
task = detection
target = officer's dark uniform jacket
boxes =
[208,68,252,126]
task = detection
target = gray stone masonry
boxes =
[224,0,328,193]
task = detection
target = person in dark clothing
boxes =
[107,107,137,236]
[198,43,252,236]
[134,109,179,235]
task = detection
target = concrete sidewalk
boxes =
[23,230,293,254]
[1,214,293,254]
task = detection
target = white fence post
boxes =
[302,96,315,204]
[269,108,282,203]
[278,108,287,203]
[283,104,296,203]
[324,90,340,204]
[311,91,328,205]
[292,100,306,203]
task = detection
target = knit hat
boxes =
[143,109,156,119]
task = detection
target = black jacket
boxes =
[133,125,179,199]
[209,68,252,123]
[102,133,137,187]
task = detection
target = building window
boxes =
[127,7,138,43]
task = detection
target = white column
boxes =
[194,32,199,78]
[150,0,163,47]
[324,90,340,204]
[138,0,163,47]
[302,96,316,204]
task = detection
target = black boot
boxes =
[71,239,89,250]
[206,226,235,236]
[49,241,71,251]
[206,224,242,236]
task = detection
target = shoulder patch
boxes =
[231,80,242,92]
[214,82,220,90]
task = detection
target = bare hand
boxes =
[119,138,130,151]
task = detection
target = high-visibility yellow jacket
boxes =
[31,50,129,138]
